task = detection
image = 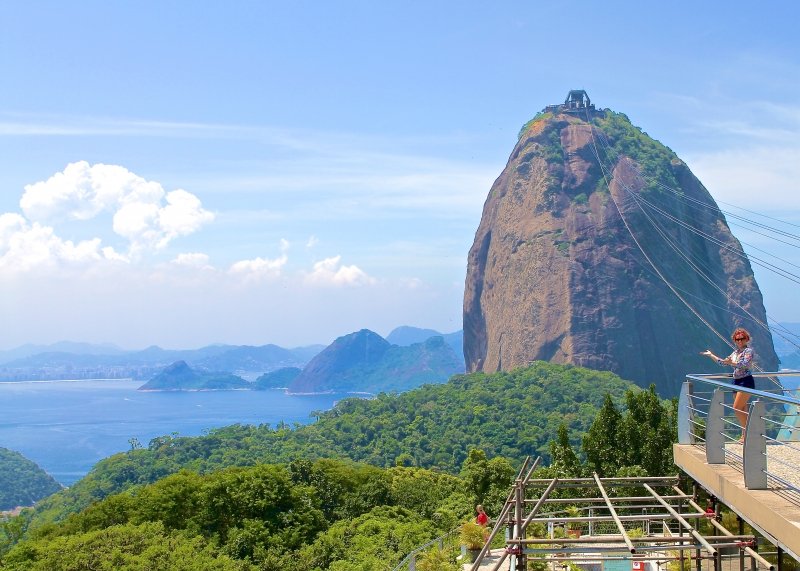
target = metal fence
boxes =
[391,528,460,571]
[678,370,800,492]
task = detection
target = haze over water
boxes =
[0,379,341,486]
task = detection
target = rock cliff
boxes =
[463,105,778,396]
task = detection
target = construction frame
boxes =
[469,458,775,571]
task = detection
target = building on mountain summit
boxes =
[544,89,598,116]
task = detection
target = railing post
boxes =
[706,388,726,464]
[514,477,526,571]
[739,516,749,571]
[743,400,767,489]
[678,380,695,444]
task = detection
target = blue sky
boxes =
[1,1,799,350]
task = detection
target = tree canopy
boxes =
[0,448,62,511]
[1,363,680,570]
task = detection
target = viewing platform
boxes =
[674,372,800,563]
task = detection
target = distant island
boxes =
[0,325,464,385]
[253,367,302,390]
[136,327,464,394]
[138,361,252,391]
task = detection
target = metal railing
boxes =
[678,370,800,491]
[391,528,459,571]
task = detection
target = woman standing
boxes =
[475,504,489,526]
[702,328,755,443]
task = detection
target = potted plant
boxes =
[566,505,582,538]
[460,521,486,562]
[417,546,459,571]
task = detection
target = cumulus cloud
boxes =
[20,161,214,255]
[21,161,163,222]
[304,255,375,287]
[229,254,288,283]
[0,212,122,273]
[1,161,214,273]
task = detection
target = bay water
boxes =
[0,380,341,486]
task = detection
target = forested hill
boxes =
[0,448,62,511]
[30,362,638,526]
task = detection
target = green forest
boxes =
[0,362,678,570]
[0,448,62,512]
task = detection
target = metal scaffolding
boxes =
[469,457,774,571]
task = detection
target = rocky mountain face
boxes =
[463,105,779,397]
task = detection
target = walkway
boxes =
[674,441,800,561]
[462,548,509,570]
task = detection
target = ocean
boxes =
[0,379,341,486]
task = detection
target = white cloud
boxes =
[155,189,215,249]
[304,255,375,287]
[228,254,288,282]
[0,213,26,250]
[306,235,319,248]
[2,162,215,273]
[21,161,164,222]
[0,212,123,273]
[171,252,213,270]
[20,161,214,255]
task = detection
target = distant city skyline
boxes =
[1,2,799,350]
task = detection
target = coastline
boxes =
[0,382,343,486]
[0,378,135,384]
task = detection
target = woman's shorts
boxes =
[733,375,755,391]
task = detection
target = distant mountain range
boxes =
[0,326,465,394]
[0,341,325,382]
[149,328,464,394]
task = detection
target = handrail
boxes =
[391,528,458,571]
[684,372,800,405]
[678,370,800,491]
